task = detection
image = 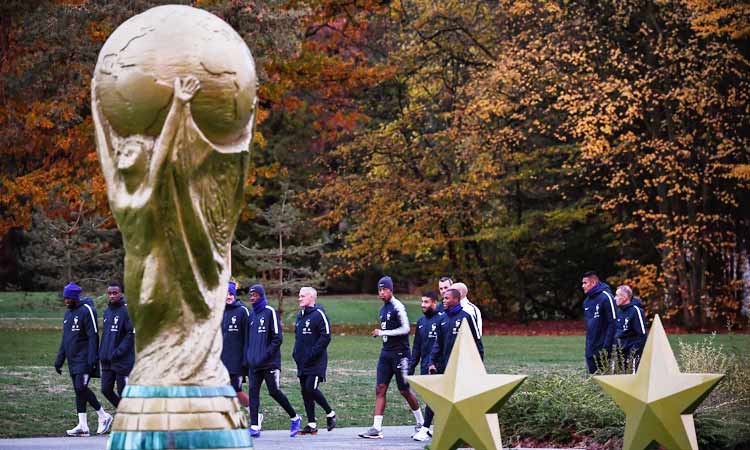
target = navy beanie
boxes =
[63,282,82,300]
[228,281,237,296]
[249,284,266,300]
[378,276,393,292]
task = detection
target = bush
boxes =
[679,334,750,449]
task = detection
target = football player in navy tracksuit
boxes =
[359,276,423,440]
[293,287,337,435]
[99,281,134,409]
[429,288,484,375]
[614,285,647,372]
[222,282,250,408]
[244,284,301,438]
[54,283,113,437]
[409,291,443,442]
[581,271,617,374]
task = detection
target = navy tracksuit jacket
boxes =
[583,282,617,358]
[55,301,99,375]
[431,308,483,373]
[378,298,411,353]
[616,299,647,356]
[222,300,250,375]
[100,301,135,376]
[293,305,331,378]
[244,301,283,371]
[409,309,444,375]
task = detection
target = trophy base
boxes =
[106,385,252,450]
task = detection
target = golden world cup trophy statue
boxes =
[92,5,257,449]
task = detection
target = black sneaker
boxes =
[299,425,318,435]
[326,414,337,431]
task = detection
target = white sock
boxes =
[309,422,317,429]
[250,425,260,431]
[326,410,336,418]
[96,407,107,419]
[412,408,424,426]
[291,414,301,421]
[373,415,383,430]
[78,413,88,430]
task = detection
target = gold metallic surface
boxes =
[594,315,724,450]
[92,4,257,387]
[408,324,527,450]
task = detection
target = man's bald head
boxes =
[451,282,468,299]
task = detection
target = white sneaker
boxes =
[258,413,264,430]
[413,426,430,442]
[66,424,90,437]
[96,413,113,434]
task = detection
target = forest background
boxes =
[1,0,749,329]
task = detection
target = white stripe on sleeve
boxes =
[266,306,279,334]
[603,291,616,317]
[317,310,330,334]
[379,298,410,336]
[635,306,646,334]
[84,304,98,333]
[242,306,250,317]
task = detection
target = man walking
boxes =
[244,284,301,438]
[359,276,423,439]
[222,281,250,407]
[55,282,113,437]
[581,271,617,374]
[409,291,443,442]
[614,285,647,372]
[450,282,482,337]
[293,287,337,435]
[99,281,135,409]
[429,288,484,374]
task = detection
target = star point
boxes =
[408,324,527,450]
[594,315,724,450]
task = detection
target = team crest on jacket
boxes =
[72,316,80,332]
[594,303,600,319]
[429,322,438,339]
[258,317,267,333]
[229,315,239,332]
[452,319,461,334]
[302,319,312,335]
[111,315,120,332]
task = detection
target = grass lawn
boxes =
[0,291,748,446]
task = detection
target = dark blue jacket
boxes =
[55,301,99,375]
[244,301,283,371]
[583,282,617,358]
[616,300,647,355]
[430,308,483,373]
[378,297,411,353]
[409,309,444,375]
[222,300,250,375]
[100,301,135,375]
[293,305,331,377]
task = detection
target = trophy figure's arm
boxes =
[146,76,201,186]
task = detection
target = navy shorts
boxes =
[376,351,410,391]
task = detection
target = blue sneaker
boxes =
[249,427,261,438]
[290,416,302,437]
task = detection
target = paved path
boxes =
[0,426,575,449]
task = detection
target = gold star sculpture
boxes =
[408,323,527,450]
[594,315,724,450]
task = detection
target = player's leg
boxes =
[310,375,335,430]
[263,369,301,436]
[394,353,423,430]
[248,370,264,437]
[298,375,318,435]
[79,374,112,435]
[359,353,392,439]
[100,368,120,408]
[67,374,91,437]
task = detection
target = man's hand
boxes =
[371,329,381,337]
[55,366,62,375]
[428,364,437,375]
[175,76,201,103]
